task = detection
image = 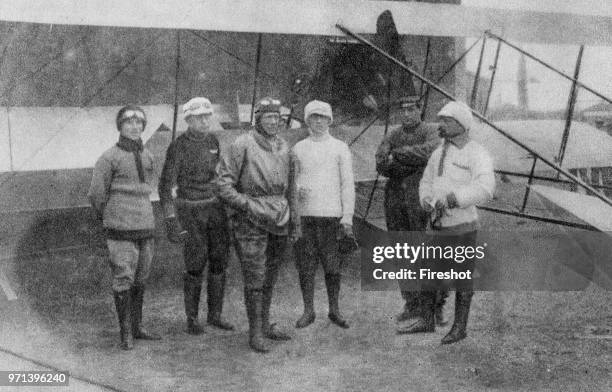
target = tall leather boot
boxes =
[113,290,133,350]
[396,291,420,323]
[245,289,269,353]
[325,273,349,329]
[130,284,161,340]
[184,273,205,335]
[262,285,291,341]
[441,290,474,344]
[434,290,449,327]
[295,258,316,329]
[396,291,435,334]
[206,272,235,330]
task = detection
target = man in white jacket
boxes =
[409,101,495,344]
[290,100,355,329]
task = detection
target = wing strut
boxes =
[335,23,612,211]
[556,45,584,169]
[249,34,263,125]
[485,31,612,106]
[171,31,181,141]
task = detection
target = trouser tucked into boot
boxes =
[441,290,474,344]
[261,241,291,341]
[130,284,161,340]
[233,217,289,350]
[113,290,133,350]
[184,272,205,335]
[207,271,234,330]
[295,217,346,329]
[178,201,231,333]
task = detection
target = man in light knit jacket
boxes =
[409,100,495,344]
[88,105,161,350]
[291,100,355,329]
[375,95,448,332]
[216,97,292,353]
[158,97,234,335]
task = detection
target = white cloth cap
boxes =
[183,97,213,118]
[304,100,333,123]
[437,101,473,131]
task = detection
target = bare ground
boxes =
[1,211,611,392]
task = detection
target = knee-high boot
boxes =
[131,284,161,340]
[245,289,269,353]
[434,290,449,327]
[295,252,316,328]
[441,290,474,344]
[184,273,205,335]
[325,273,349,329]
[113,290,133,350]
[396,291,435,334]
[396,291,420,322]
[261,258,291,341]
[206,272,235,330]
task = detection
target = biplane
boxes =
[0,0,611,288]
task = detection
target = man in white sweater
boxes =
[290,100,355,329]
[412,100,495,344]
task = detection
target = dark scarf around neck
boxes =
[185,128,210,142]
[253,128,283,153]
[117,135,146,183]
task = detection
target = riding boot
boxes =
[184,273,205,335]
[245,289,269,353]
[206,272,235,330]
[130,284,161,340]
[262,285,291,340]
[441,290,474,344]
[434,290,449,327]
[396,291,435,334]
[113,290,133,350]
[295,259,316,329]
[325,273,349,329]
[396,291,420,323]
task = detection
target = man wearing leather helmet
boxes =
[216,97,292,353]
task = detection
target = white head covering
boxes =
[437,101,473,131]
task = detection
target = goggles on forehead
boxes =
[120,110,146,122]
[258,98,281,106]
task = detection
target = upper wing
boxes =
[1,0,612,45]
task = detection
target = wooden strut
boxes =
[335,23,612,209]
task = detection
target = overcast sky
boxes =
[463,0,612,17]
[461,0,612,111]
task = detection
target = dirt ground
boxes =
[1,211,611,392]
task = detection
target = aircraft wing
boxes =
[1,0,612,45]
[470,120,612,173]
[531,185,612,233]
